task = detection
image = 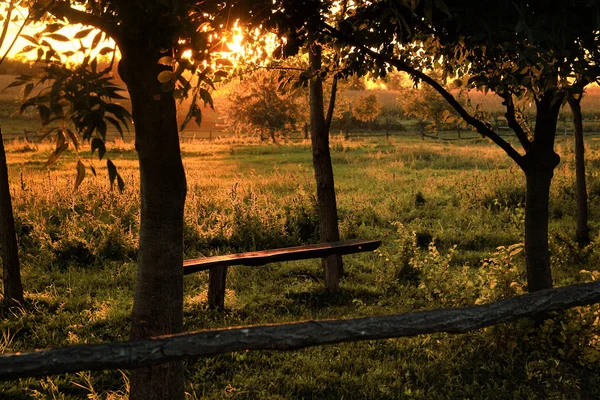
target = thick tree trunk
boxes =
[524,169,554,292]
[118,41,186,400]
[0,128,23,307]
[309,45,342,289]
[567,95,589,245]
[522,94,561,292]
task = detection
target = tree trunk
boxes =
[0,128,23,307]
[568,95,589,245]
[522,94,561,292]
[118,40,186,400]
[524,168,554,292]
[309,44,342,289]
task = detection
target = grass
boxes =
[1,135,600,398]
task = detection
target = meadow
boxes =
[1,134,600,398]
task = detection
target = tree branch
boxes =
[501,92,531,152]
[324,75,338,132]
[1,281,599,380]
[0,0,15,54]
[0,1,29,66]
[48,1,119,41]
[322,23,526,170]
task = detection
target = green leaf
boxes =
[158,56,174,65]
[105,116,124,138]
[91,137,106,159]
[47,33,70,42]
[42,23,63,33]
[44,142,68,168]
[117,175,125,193]
[199,88,214,109]
[107,159,117,189]
[38,105,50,125]
[4,79,26,90]
[98,46,114,56]
[74,160,86,190]
[65,128,79,150]
[157,70,174,83]
[17,45,37,54]
[91,31,103,49]
[20,35,39,45]
[73,28,94,39]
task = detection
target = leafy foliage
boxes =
[221,71,300,142]
[401,72,463,132]
[8,59,131,190]
[351,94,380,126]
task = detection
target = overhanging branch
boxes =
[1,281,600,380]
[48,1,119,41]
[322,23,526,170]
[501,92,531,152]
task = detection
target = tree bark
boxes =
[524,169,554,292]
[3,281,600,380]
[0,127,23,307]
[118,31,186,400]
[567,94,589,245]
[309,44,342,289]
[521,94,562,292]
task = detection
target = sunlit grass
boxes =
[1,137,600,398]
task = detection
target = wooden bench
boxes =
[184,239,381,309]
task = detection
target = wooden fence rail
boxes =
[1,281,599,380]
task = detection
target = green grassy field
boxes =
[1,136,600,398]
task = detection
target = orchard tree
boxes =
[14,1,241,399]
[323,0,600,292]
[0,0,31,307]
[224,70,299,142]
[264,0,351,286]
[401,71,461,135]
[352,93,380,130]
[567,79,591,245]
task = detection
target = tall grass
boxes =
[1,137,600,398]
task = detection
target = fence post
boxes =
[385,118,389,140]
[457,123,461,139]
[209,130,213,142]
[208,266,228,310]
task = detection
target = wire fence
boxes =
[4,117,600,144]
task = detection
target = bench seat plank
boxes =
[183,239,381,275]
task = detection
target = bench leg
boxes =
[323,254,340,291]
[208,265,228,310]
